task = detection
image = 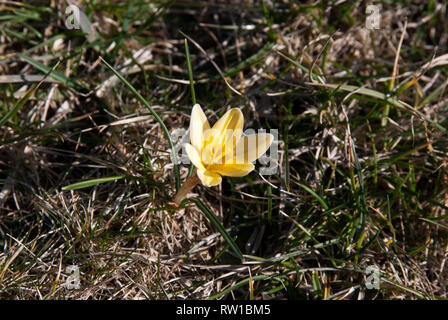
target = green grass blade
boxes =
[184,38,196,178]
[275,49,322,82]
[100,57,181,192]
[192,198,243,261]
[310,82,447,133]
[245,238,340,263]
[0,82,38,128]
[62,175,126,191]
[298,183,329,210]
[351,138,368,242]
[0,61,59,128]
[419,218,448,231]
[208,42,275,81]
[206,274,273,300]
[17,53,85,91]
[184,38,196,105]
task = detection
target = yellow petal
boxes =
[234,133,273,163]
[207,163,254,177]
[203,108,244,163]
[190,104,210,151]
[211,131,241,164]
[210,108,244,135]
[184,143,205,171]
[197,169,222,186]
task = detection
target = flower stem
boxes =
[174,171,200,205]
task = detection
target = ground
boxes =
[0,0,447,299]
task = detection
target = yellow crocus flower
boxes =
[174,104,273,204]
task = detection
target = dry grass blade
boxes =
[179,30,242,96]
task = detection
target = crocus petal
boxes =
[197,169,222,186]
[203,108,244,163]
[209,132,241,165]
[207,163,254,177]
[210,108,244,136]
[184,143,205,171]
[234,133,274,163]
[190,104,210,151]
